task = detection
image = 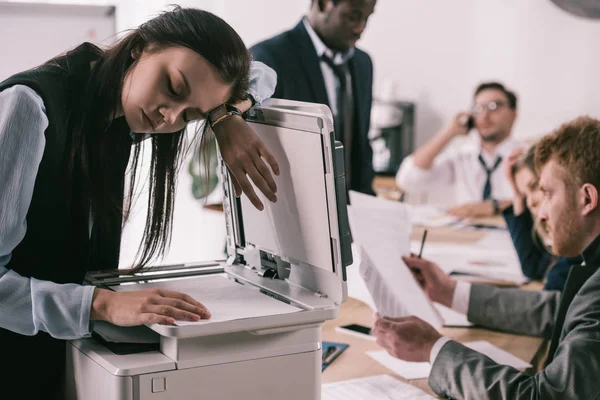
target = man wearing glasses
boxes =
[396,82,521,218]
[251,0,377,196]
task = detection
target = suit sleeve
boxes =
[429,276,600,400]
[468,284,560,338]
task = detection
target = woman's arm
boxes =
[0,86,211,338]
[212,61,280,210]
[0,85,96,339]
[502,206,553,279]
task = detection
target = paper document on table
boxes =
[111,274,301,325]
[405,204,462,228]
[465,340,532,369]
[433,303,473,327]
[410,240,528,285]
[348,206,444,328]
[322,374,435,400]
[367,340,532,380]
[366,350,431,380]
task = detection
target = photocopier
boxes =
[64,99,353,400]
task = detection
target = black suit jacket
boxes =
[250,20,375,195]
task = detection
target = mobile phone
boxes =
[465,115,475,130]
[335,323,376,340]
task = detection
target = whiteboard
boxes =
[0,2,116,80]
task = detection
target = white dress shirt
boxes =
[397,136,522,204]
[302,18,354,118]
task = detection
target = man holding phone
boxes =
[396,82,521,218]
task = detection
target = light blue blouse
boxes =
[0,61,277,339]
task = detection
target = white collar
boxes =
[463,134,520,159]
[302,17,354,65]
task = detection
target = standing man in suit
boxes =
[372,116,600,399]
[250,0,377,195]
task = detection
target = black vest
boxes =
[0,43,131,398]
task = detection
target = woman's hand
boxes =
[213,115,280,210]
[504,147,525,190]
[91,288,211,326]
[504,147,526,214]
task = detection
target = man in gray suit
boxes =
[372,115,600,399]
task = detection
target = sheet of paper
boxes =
[433,303,473,327]
[349,190,410,224]
[366,351,431,380]
[405,204,462,228]
[348,206,444,328]
[367,340,531,380]
[465,341,532,369]
[409,240,528,285]
[112,274,301,325]
[345,244,377,310]
[358,246,409,318]
[322,374,435,400]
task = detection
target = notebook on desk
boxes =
[322,341,349,371]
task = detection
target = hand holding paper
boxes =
[347,192,446,328]
[371,315,442,362]
[401,255,457,308]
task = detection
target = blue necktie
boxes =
[478,154,503,200]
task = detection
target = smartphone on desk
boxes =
[335,323,376,341]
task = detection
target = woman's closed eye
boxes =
[167,76,179,97]
[167,77,190,123]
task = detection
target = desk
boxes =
[322,297,547,397]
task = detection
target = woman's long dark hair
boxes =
[69,6,250,272]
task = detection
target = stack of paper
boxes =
[347,191,471,328]
[410,239,528,286]
[405,203,463,228]
[322,374,435,400]
[366,340,532,380]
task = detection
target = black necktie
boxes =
[478,154,503,200]
[321,54,353,185]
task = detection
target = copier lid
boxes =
[221,99,351,304]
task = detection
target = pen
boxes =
[418,229,428,258]
[322,346,336,362]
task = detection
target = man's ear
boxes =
[581,183,598,216]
